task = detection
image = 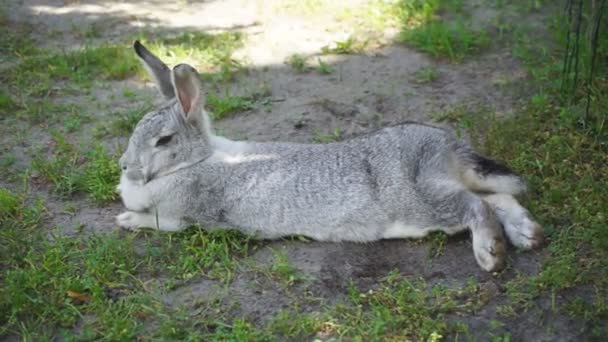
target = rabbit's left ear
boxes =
[133,41,175,100]
[171,64,207,133]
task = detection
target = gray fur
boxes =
[116,42,544,272]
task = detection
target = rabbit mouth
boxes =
[125,169,147,183]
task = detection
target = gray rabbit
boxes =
[117,41,543,272]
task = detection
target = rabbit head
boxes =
[119,41,213,184]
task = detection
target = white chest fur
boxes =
[116,174,153,212]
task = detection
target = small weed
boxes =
[83,24,101,39]
[321,37,366,55]
[109,105,151,136]
[425,231,448,259]
[278,0,326,15]
[122,88,137,99]
[316,58,333,75]
[0,89,16,112]
[62,106,89,133]
[267,248,305,287]
[287,54,308,73]
[311,128,342,143]
[207,94,256,120]
[0,188,20,221]
[414,66,439,83]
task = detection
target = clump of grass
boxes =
[311,128,342,143]
[414,66,439,83]
[287,54,308,73]
[425,231,448,259]
[0,188,20,221]
[142,228,254,284]
[82,145,121,204]
[31,133,82,197]
[3,45,139,97]
[253,248,306,287]
[400,21,489,62]
[316,58,333,75]
[321,37,367,55]
[105,104,152,136]
[207,94,255,120]
[30,133,119,204]
[0,89,16,112]
[141,32,244,76]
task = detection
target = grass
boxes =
[266,272,484,340]
[2,0,608,340]
[0,89,16,112]
[321,37,367,55]
[94,105,152,138]
[2,45,139,97]
[0,10,38,59]
[207,94,256,120]
[286,54,308,73]
[0,189,256,339]
[257,248,306,287]
[316,58,333,75]
[139,32,244,80]
[414,66,439,83]
[30,132,120,204]
[400,20,489,62]
[311,128,343,143]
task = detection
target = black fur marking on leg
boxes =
[472,154,516,176]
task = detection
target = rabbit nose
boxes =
[119,156,127,171]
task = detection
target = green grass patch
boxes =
[400,20,489,62]
[0,89,16,112]
[207,94,256,120]
[140,228,255,286]
[286,54,308,73]
[94,105,151,138]
[321,37,367,55]
[0,190,257,339]
[267,272,483,340]
[316,58,333,75]
[311,128,343,143]
[471,5,608,334]
[0,11,38,58]
[30,133,120,204]
[139,32,245,80]
[414,66,439,83]
[3,45,139,97]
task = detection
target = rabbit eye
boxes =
[155,135,173,147]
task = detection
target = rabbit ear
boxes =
[133,40,175,100]
[171,64,207,132]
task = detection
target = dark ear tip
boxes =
[133,40,144,56]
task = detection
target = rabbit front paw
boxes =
[116,211,153,231]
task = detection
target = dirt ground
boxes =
[1,0,593,340]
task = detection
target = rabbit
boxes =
[116,41,544,272]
